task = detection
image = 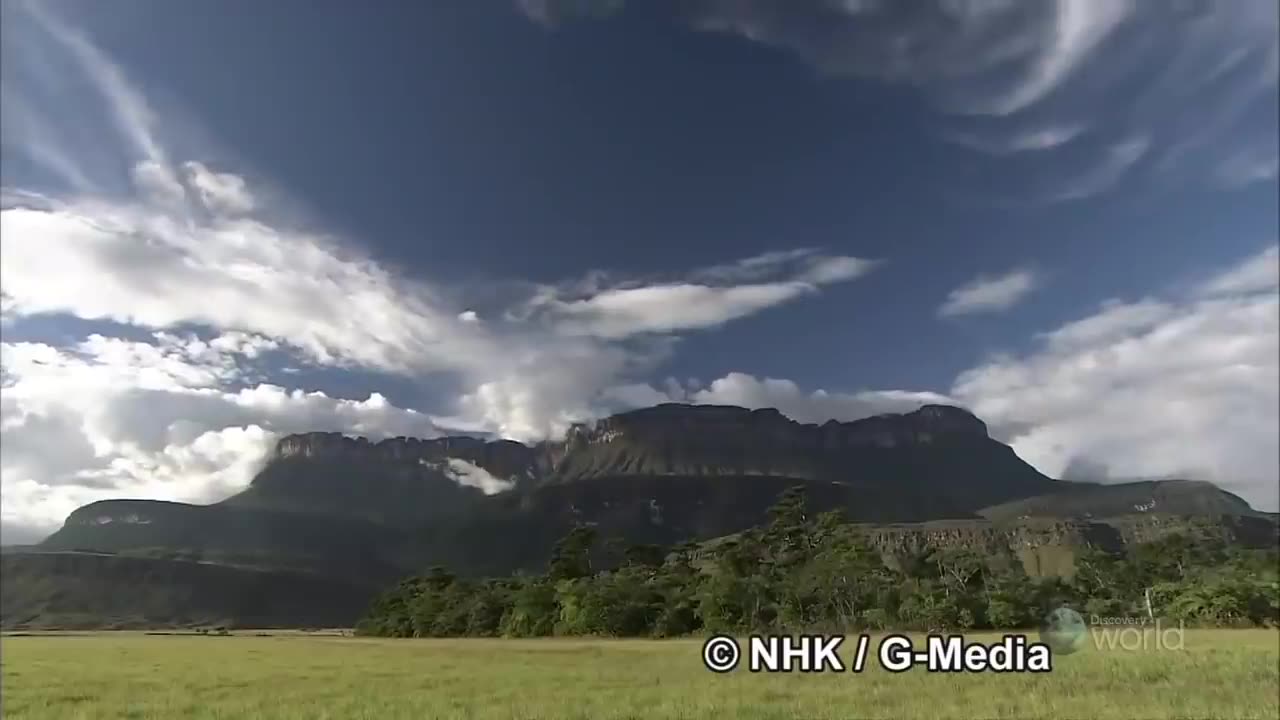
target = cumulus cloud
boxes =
[598,372,954,426]
[952,245,1279,510]
[0,334,450,536]
[687,373,953,424]
[939,268,1041,317]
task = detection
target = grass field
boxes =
[1,630,1276,719]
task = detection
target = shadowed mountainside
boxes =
[11,403,1275,629]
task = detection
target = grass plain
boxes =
[1,629,1276,719]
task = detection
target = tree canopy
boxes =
[356,487,1279,638]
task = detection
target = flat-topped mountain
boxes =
[210,403,1052,525]
[253,403,997,488]
[14,403,1274,629]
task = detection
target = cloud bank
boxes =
[952,245,1278,507]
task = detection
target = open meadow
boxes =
[1,630,1277,719]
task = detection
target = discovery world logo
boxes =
[1039,607,1089,654]
[1039,606,1185,655]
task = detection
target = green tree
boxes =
[500,579,557,637]
[548,525,598,581]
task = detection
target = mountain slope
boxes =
[40,404,1062,576]
[978,479,1263,521]
[1,551,370,629]
[18,403,1275,628]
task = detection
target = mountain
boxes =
[9,403,1275,629]
[1,551,369,629]
[977,479,1263,521]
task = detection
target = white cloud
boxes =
[0,201,496,375]
[687,373,953,424]
[1049,135,1150,201]
[597,372,954,426]
[440,458,516,495]
[2,9,885,523]
[983,0,1131,116]
[182,161,255,215]
[946,124,1087,155]
[525,250,877,339]
[3,4,1275,543]
[1196,245,1279,297]
[691,248,819,283]
[207,331,281,359]
[952,245,1279,510]
[0,334,450,537]
[131,160,187,207]
[525,1,1276,195]
[546,281,814,338]
[1037,299,1172,349]
[939,268,1041,317]
[586,246,1280,512]
[599,382,682,409]
[26,1,168,170]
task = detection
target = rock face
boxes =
[261,403,996,487]
[203,403,1052,530]
[550,404,991,479]
[24,402,1276,628]
[272,433,538,482]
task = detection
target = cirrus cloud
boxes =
[939,268,1041,317]
[520,0,1278,198]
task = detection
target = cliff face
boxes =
[262,403,998,486]
[272,433,539,483]
[549,404,994,481]
[29,402,1276,628]
[210,403,1053,528]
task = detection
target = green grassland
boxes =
[2,630,1277,719]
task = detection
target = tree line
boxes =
[355,487,1280,638]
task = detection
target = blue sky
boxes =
[2,0,1277,540]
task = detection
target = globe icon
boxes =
[1039,606,1088,655]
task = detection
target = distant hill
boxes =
[978,479,1265,521]
[1,551,370,629]
[9,403,1276,629]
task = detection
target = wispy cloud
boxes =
[23,0,172,170]
[1196,244,1279,297]
[522,1,1278,198]
[517,250,878,339]
[939,268,1041,317]
[944,124,1087,155]
[1049,136,1150,201]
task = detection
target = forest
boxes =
[356,487,1280,638]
